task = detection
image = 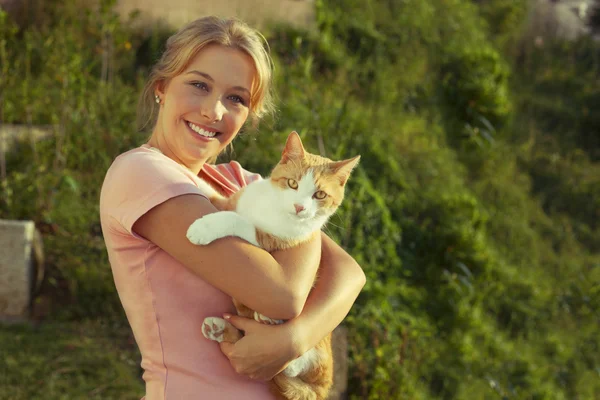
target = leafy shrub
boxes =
[440,45,512,144]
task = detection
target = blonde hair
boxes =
[137,16,275,133]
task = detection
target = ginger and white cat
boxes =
[186,131,360,400]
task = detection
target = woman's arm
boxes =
[288,231,366,354]
[133,193,321,320]
[218,232,366,380]
[269,236,322,310]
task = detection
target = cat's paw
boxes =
[254,311,284,325]
[202,317,227,342]
[202,317,243,343]
[186,216,221,245]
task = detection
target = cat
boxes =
[186,131,360,400]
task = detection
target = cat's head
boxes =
[269,131,360,223]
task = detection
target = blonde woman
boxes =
[100,16,365,400]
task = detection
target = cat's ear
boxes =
[281,131,306,163]
[329,155,361,186]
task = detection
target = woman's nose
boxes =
[201,97,226,122]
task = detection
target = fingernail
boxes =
[223,313,231,320]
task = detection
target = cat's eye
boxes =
[287,179,298,190]
[314,190,327,200]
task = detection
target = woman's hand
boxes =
[218,313,303,381]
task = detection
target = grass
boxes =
[0,319,143,400]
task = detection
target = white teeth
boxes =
[187,121,217,138]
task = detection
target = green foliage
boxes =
[1,0,599,399]
[440,45,512,144]
[476,0,529,48]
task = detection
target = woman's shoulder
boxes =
[100,145,199,207]
[108,145,170,172]
[100,145,206,234]
[105,145,198,184]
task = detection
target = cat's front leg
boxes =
[186,211,259,246]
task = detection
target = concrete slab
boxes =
[0,219,43,322]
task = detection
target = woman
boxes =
[100,16,366,400]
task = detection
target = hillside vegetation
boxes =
[0,0,598,398]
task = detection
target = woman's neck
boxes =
[147,135,206,175]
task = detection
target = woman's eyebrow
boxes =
[186,70,251,96]
[187,70,214,81]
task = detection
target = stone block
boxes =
[0,219,44,322]
[0,124,53,154]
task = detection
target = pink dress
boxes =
[100,144,275,400]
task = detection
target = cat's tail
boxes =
[271,371,333,400]
[271,375,309,400]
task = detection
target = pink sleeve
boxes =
[214,160,263,187]
[241,164,263,184]
[100,150,206,237]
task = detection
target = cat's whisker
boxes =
[322,227,335,237]
[324,221,344,231]
[331,213,345,225]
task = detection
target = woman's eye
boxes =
[228,95,247,106]
[191,81,209,91]
[287,179,298,190]
[313,190,327,200]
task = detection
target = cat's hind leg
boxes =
[232,298,255,319]
[254,311,284,325]
[202,317,243,343]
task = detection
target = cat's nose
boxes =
[294,204,305,214]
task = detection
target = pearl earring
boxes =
[155,95,161,104]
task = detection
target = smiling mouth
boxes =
[186,121,221,138]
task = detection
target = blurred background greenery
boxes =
[0,0,599,398]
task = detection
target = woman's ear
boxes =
[155,79,167,99]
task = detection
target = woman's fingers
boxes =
[216,317,294,381]
[223,313,259,331]
[219,341,234,358]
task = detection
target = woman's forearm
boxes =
[287,232,366,355]
[270,232,322,311]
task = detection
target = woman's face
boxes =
[153,44,255,169]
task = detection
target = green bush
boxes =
[440,45,512,145]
